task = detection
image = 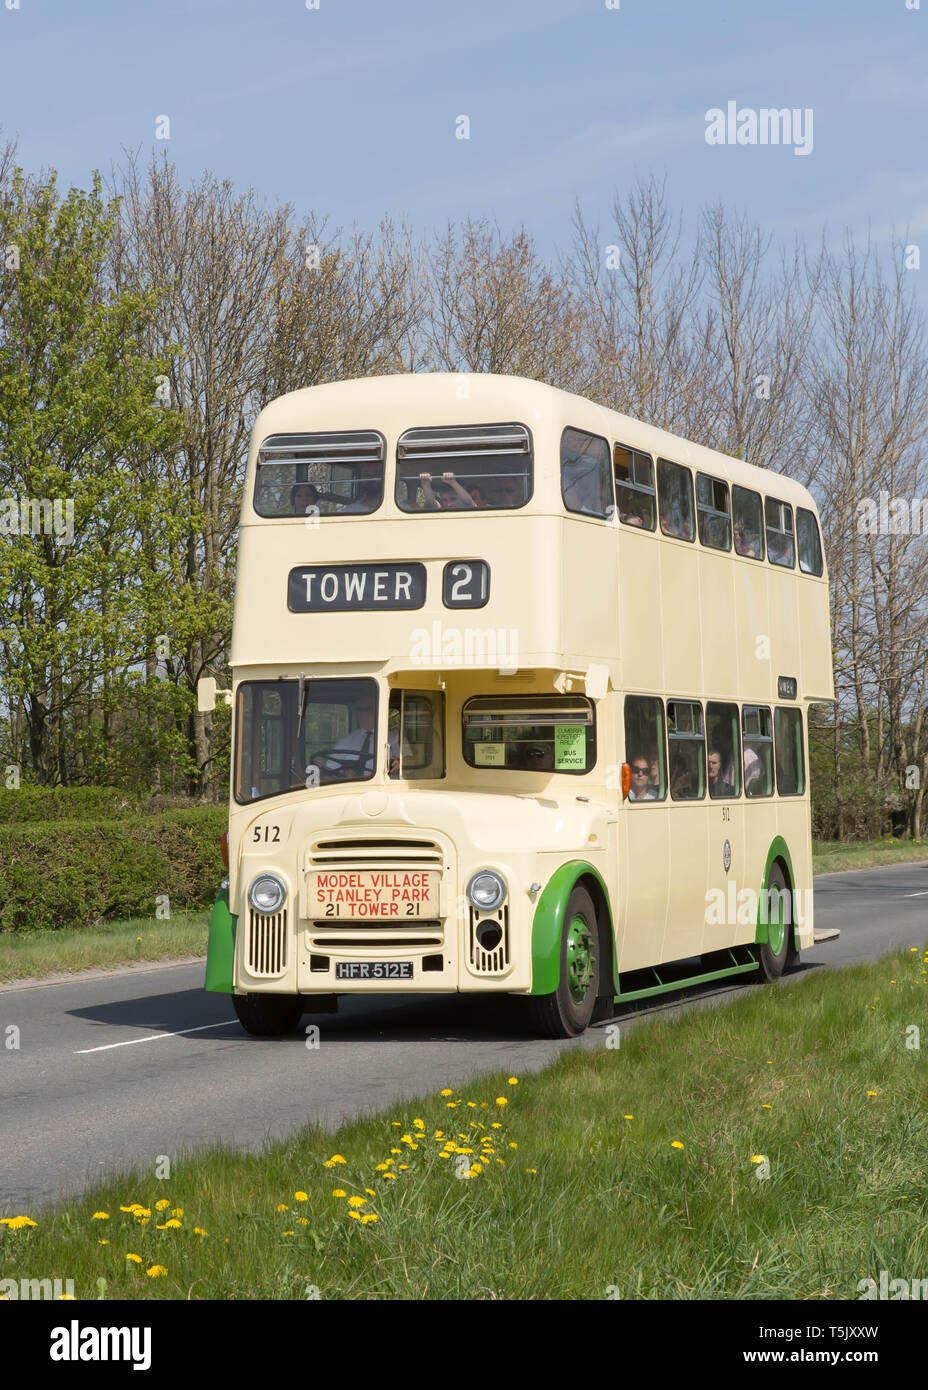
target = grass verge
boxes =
[812,837,928,874]
[2,942,926,1299]
[0,912,209,984]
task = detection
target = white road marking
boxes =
[903,891,928,898]
[75,1021,240,1054]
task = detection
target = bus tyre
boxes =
[529,886,600,1038]
[232,991,304,1037]
[757,863,791,982]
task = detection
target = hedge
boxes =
[0,807,226,933]
[0,785,198,824]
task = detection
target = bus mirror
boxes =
[621,763,631,800]
[198,677,232,712]
[198,677,217,712]
[584,664,609,700]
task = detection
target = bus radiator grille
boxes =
[468,906,511,975]
[308,837,443,869]
[247,909,288,978]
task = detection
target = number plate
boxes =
[308,870,439,920]
[335,961,413,980]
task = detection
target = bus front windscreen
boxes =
[234,678,379,802]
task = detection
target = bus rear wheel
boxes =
[529,885,600,1038]
[757,863,791,982]
[232,991,304,1036]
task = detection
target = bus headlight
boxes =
[466,870,507,912]
[248,873,287,915]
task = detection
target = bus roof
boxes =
[247,372,821,517]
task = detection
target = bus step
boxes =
[812,928,840,943]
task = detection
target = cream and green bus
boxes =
[201,372,833,1038]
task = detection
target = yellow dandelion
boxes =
[398,1164,410,1170]
[364,1188,376,1196]
[193,1228,207,1236]
[383,1172,398,1179]
[866,1090,877,1096]
[437,1152,451,1160]
[762,1104,772,1109]
[276,1204,289,1212]
[348,1211,361,1220]
[491,1122,502,1129]
[163,1218,182,1228]
[146,1265,168,1278]
[347,1196,367,1207]
[126,1253,142,1263]
[495,1097,508,1108]
[751,1155,766,1164]
[92,1212,109,1220]
[509,1142,518,1149]
[508,1076,518,1085]
[390,1148,402,1155]
[282,1230,294,1236]
[59,1293,76,1300]
[413,1118,425,1130]
[375,1163,389,1172]
[467,1101,476,1108]
[434,1131,444,1140]
[296,1218,309,1225]
[331,1189,347,1198]
[360,1213,379,1224]
[440,1088,453,1096]
[98,1240,109,1246]
[624,1114,634,1120]
[670,1141,684,1149]
[294,1191,308,1202]
[155,1199,171,1211]
[323,1154,346,1167]
[526,1168,537,1174]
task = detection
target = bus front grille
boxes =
[308,921,442,949]
[309,837,444,870]
[247,910,288,977]
[468,906,510,975]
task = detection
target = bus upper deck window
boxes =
[696,473,732,551]
[561,427,613,519]
[765,497,795,568]
[395,424,532,512]
[796,507,824,576]
[732,486,764,559]
[254,431,386,518]
[614,444,656,530]
[657,460,696,541]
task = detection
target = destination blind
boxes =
[288,562,427,612]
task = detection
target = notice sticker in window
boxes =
[554,725,585,770]
[474,742,504,766]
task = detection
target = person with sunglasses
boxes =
[628,754,657,800]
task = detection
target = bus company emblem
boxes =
[723,839,732,872]
[288,562,427,612]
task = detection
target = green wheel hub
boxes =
[767,889,785,955]
[565,915,594,1003]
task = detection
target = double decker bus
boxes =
[201,373,834,1038]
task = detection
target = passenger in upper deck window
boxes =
[418,471,478,510]
[290,483,320,515]
[493,476,523,507]
[339,475,382,513]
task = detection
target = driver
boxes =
[311,693,406,782]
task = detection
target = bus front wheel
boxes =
[529,885,600,1038]
[757,863,791,982]
[232,991,304,1037]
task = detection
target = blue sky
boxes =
[1,0,926,283]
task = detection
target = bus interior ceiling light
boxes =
[248,873,287,915]
[467,870,507,911]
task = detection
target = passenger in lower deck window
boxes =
[628,755,656,800]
